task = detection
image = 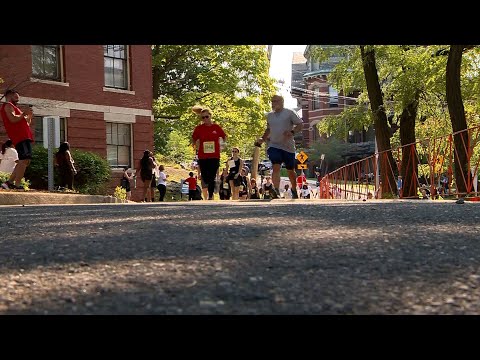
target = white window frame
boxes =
[31,45,64,82]
[106,122,132,168]
[104,45,129,90]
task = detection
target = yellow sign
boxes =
[431,155,444,174]
[297,164,308,170]
[296,151,308,164]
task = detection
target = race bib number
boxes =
[227,159,235,168]
[203,141,215,154]
[250,189,256,194]
[239,185,244,191]
[265,190,270,196]
[223,183,229,189]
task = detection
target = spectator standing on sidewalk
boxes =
[156,164,168,202]
[55,142,77,190]
[136,150,156,202]
[120,166,134,201]
[226,147,244,200]
[0,89,34,190]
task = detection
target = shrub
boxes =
[0,172,30,189]
[113,186,126,201]
[24,145,111,194]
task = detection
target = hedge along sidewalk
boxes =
[0,190,129,205]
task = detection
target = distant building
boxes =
[0,45,153,201]
[291,52,309,149]
[290,45,375,170]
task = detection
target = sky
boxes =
[269,45,307,109]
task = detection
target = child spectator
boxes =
[184,172,198,201]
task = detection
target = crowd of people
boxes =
[0,90,319,201]
[120,94,318,202]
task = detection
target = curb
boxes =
[0,191,127,205]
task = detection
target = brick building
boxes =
[0,45,153,201]
[291,46,375,172]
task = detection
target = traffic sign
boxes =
[296,151,308,164]
[297,164,308,170]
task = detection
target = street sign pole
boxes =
[47,117,55,191]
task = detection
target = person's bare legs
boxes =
[229,180,239,200]
[142,180,151,201]
[11,159,30,186]
[287,169,297,192]
[272,163,282,190]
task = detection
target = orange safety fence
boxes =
[319,125,480,200]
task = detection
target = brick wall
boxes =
[0,45,153,200]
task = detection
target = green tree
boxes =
[358,46,398,195]
[446,45,478,194]
[310,138,348,173]
[151,45,275,158]
[164,130,195,165]
[311,45,480,196]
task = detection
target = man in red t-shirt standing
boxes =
[191,106,226,200]
[1,89,34,190]
[296,170,307,193]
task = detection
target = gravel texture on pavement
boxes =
[1,199,479,315]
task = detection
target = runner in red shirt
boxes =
[192,106,226,200]
[0,89,34,190]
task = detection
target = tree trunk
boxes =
[446,45,470,194]
[399,94,419,198]
[360,46,397,195]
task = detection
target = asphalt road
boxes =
[1,199,479,314]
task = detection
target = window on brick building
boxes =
[106,122,131,168]
[312,87,320,110]
[328,85,338,107]
[104,45,128,89]
[31,45,62,81]
[33,116,66,147]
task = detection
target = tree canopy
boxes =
[152,45,276,161]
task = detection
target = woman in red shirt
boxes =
[192,106,226,200]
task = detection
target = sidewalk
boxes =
[0,190,125,205]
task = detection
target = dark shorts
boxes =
[267,147,295,170]
[227,173,242,186]
[140,169,153,182]
[16,139,33,160]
